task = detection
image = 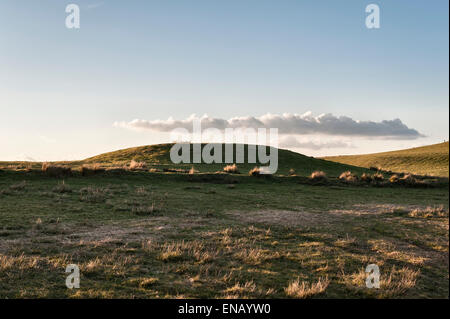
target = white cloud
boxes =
[114,112,423,139]
[279,136,353,150]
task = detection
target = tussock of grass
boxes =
[372,172,384,182]
[339,171,358,183]
[389,174,399,183]
[248,167,261,176]
[223,164,239,174]
[159,242,185,262]
[129,160,147,170]
[361,173,373,183]
[309,171,328,182]
[139,277,159,288]
[285,277,330,298]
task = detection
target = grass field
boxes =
[0,144,448,298]
[323,142,449,177]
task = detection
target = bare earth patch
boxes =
[226,209,342,228]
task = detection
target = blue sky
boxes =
[0,0,448,160]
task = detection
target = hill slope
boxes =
[84,143,369,177]
[323,142,449,177]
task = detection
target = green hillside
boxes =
[323,142,449,177]
[84,143,369,177]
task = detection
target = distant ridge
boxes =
[322,142,449,177]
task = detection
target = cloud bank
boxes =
[115,112,423,140]
[279,136,353,150]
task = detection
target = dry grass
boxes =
[285,277,330,298]
[372,172,384,181]
[389,174,400,183]
[309,171,328,182]
[382,267,419,297]
[400,174,416,184]
[361,173,373,183]
[409,205,448,218]
[225,281,257,294]
[343,266,420,298]
[248,167,261,176]
[139,277,159,288]
[339,171,358,183]
[234,248,275,265]
[159,241,186,262]
[129,160,147,170]
[223,164,239,174]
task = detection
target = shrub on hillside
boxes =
[129,160,147,170]
[400,174,417,185]
[339,171,358,183]
[360,173,373,183]
[249,167,261,176]
[389,174,399,183]
[223,164,239,174]
[309,171,328,182]
[372,172,384,182]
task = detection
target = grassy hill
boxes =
[84,143,369,177]
[323,142,449,177]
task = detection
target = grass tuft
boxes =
[223,164,240,174]
[285,277,330,298]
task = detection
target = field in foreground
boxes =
[323,142,449,177]
[0,169,448,298]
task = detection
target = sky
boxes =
[0,0,448,161]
